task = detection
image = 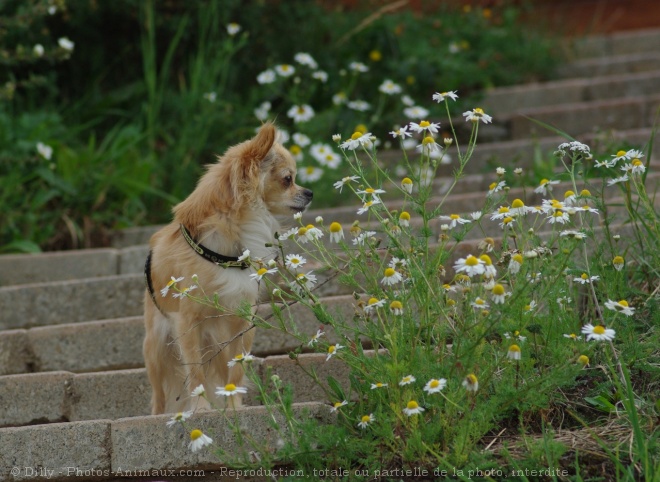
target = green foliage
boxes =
[0,0,560,252]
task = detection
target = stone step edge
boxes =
[0,402,335,482]
[0,352,352,429]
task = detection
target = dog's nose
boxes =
[303,189,313,201]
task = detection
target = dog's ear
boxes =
[241,122,276,165]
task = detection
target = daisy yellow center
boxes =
[297,227,308,236]
[618,300,629,307]
[419,120,430,128]
[305,167,315,174]
[384,268,396,278]
[422,136,435,145]
[328,346,336,354]
[511,199,524,208]
[513,331,520,336]
[256,268,268,276]
[479,254,492,265]
[581,205,591,210]
[364,201,374,208]
[355,124,368,134]
[465,255,479,266]
[613,256,624,264]
[224,383,236,391]
[564,190,575,198]
[512,254,523,264]
[539,178,549,186]
[402,177,412,185]
[290,258,300,264]
[375,383,383,388]
[167,280,176,287]
[368,297,379,306]
[361,415,371,423]
[492,284,505,295]
[390,301,403,310]
[489,182,497,190]
[235,354,244,361]
[632,159,643,166]
[509,344,521,353]
[475,298,485,305]
[297,106,305,114]
[503,217,513,224]
[580,189,591,197]
[400,211,410,220]
[333,402,344,408]
[365,188,375,193]
[581,273,588,280]
[498,206,509,214]
[466,374,478,384]
[306,224,314,230]
[289,145,301,155]
[553,210,564,217]
[190,429,203,441]
[568,333,577,339]
[551,200,562,208]
[281,65,291,71]
[447,299,456,306]
[296,273,306,279]
[429,379,440,388]
[484,237,494,246]
[351,131,363,140]
[329,222,342,233]
[450,214,460,220]
[593,326,606,335]
[578,355,590,365]
[474,108,484,114]
[616,150,626,157]
[406,401,419,410]
[524,304,531,311]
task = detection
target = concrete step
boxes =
[482,70,660,116]
[0,401,333,481]
[555,52,660,79]
[0,352,350,427]
[568,28,660,59]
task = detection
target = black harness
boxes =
[144,224,249,311]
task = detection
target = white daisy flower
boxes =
[250,267,277,282]
[390,125,412,139]
[563,333,582,341]
[348,61,369,73]
[58,37,75,51]
[274,64,296,77]
[507,344,522,360]
[604,299,635,316]
[581,324,616,342]
[188,429,213,453]
[471,297,490,310]
[191,384,206,397]
[292,132,311,147]
[287,104,315,123]
[326,344,344,361]
[416,135,440,154]
[298,166,324,183]
[333,175,360,192]
[463,108,492,124]
[227,352,254,368]
[403,105,430,119]
[308,328,325,346]
[487,180,506,196]
[172,285,197,299]
[166,410,193,428]
[432,90,458,102]
[357,198,381,215]
[161,276,184,297]
[290,271,317,294]
[33,44,44,57]
[399,375,416,386]
[352,231,376,246]
[534,178,560,195]
[379,79,402,94]
[293,52,318,69]
[285,254,307,270]
[462,374,479,392]
[423,378,447,394]
[339,131,374,151]
[36,142,53,160]
[226,23,241,35]
[504,331,527,342]
[402,400,425,416]
[371,382,388,390]
[357,413,375,429]
[454,255,485,277]
[312,70,328,82]
[347,100,371,111]
[409,120,440,134]
[573,273,600,284]
[608,175,629,186]
[364,297,386,313]
[215,383,248,397]
[256,69,276,84]
[438,214,471,229]
[381,267,403,286]
[330,400,348,412]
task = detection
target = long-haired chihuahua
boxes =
[143,123,313,414]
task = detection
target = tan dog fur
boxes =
[143,123,312,414]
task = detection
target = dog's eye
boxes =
[284,175,293,186]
